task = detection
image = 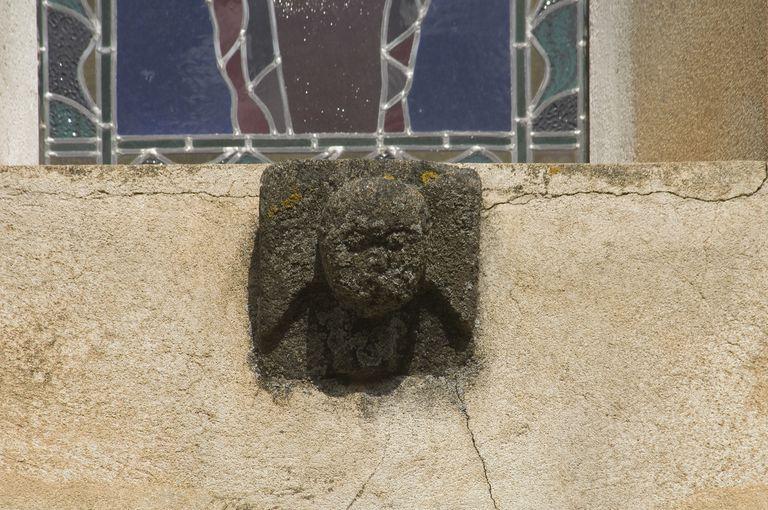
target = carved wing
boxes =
[256,161,329,346]
[416,162,482,337]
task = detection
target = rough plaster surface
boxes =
[630,0,768,162]
[589,0,768,163]
[0,0,38,165]
[2,162,768,509]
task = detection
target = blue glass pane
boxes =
[532,2,578,106]
[116,0,232,135]
[408,0,511,132]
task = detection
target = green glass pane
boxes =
[532,3,577,106]
[49,0,86,16]
[535,0,568,17]
[232,153,268,164]
[49,101,96,138]
[459,151,495,163]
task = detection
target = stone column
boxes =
[0,0,38,165]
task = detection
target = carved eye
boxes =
[344,234,368,253]
[387,232,407,251]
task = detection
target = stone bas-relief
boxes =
[252,160,481,386]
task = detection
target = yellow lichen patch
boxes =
[281,192,303,209]
[548,165,562,175]
[420,170,439,185]
[266,191,303,219]
[383,174,396,181]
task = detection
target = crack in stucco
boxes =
[345,435,389,510]
[5,165,766,208]
[454,384,499,510]
[483,167,768,212]
[0,188,259,200]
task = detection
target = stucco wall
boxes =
[630,0,768,162]
[589,0,768,162]
[2,162,768,509]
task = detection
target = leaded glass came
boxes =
[38,0,588,164]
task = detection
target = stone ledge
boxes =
[1,161,764,204]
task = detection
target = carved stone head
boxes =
[253,160,481,386]
[319,177,430,318]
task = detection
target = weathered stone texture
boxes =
[255,160,481,385]
[1,162,768,509]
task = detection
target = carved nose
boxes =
[366,248,388,272]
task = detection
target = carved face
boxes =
[319,177,429,318]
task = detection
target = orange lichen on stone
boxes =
[548,165,562,175]
[281,192,303,209]
[266,191,303,219]
[420,170,439,184]
[383,174,396,180]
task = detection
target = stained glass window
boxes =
[38,0,588,165]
